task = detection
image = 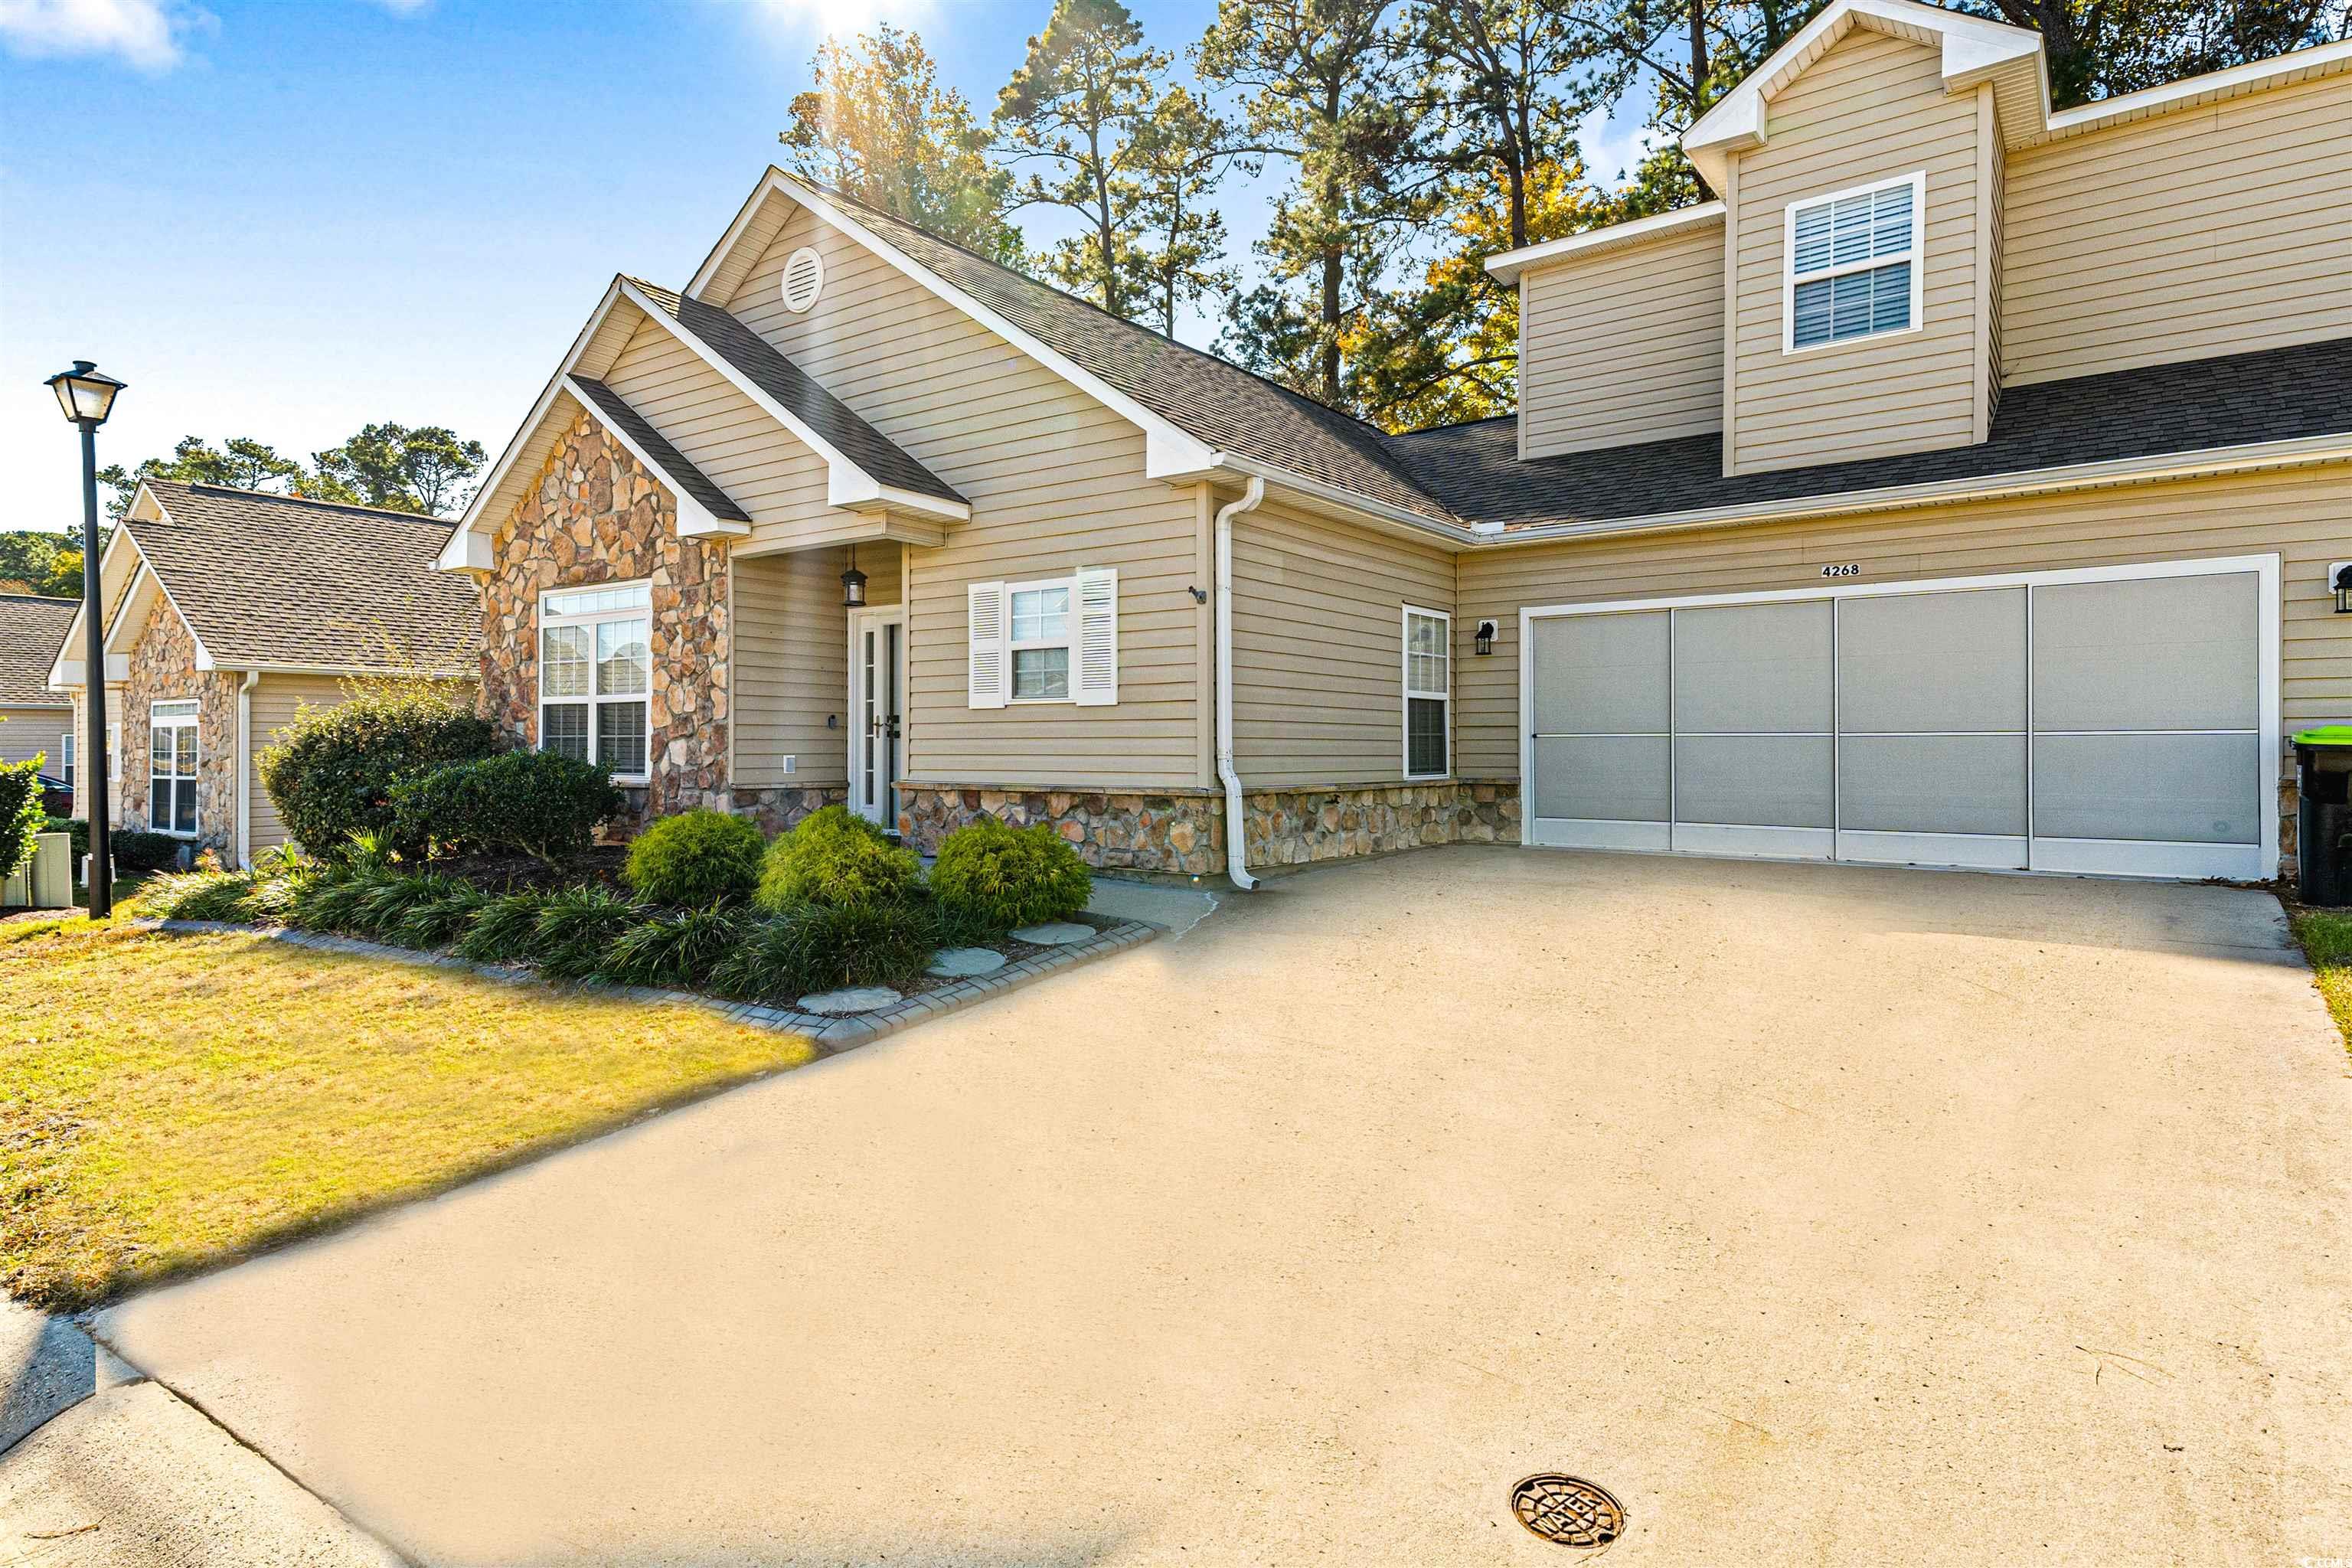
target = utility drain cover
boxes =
[1510,1474,1625,1548]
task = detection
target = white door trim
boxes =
[1519,553,2282,880]
[848,605,907,827]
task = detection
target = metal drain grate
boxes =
[1511,1474,1625,1548]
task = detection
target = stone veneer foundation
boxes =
[897,780,1522,879]
[478,410,731,829]
[737,786,849,837]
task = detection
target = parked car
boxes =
[38,774,71,818]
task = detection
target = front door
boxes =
[851,607,906,829]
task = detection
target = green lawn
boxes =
[0,915,815,1310]
[2290,908,2352,1058]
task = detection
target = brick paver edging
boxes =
[136,917,1161,1054]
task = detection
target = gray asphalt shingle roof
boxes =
[1383,335,2352,531]
[131,480,481,671]
[568,377,753,524]
[0,595,76,707]
[627,279,965,507]
[820,188,1456,524]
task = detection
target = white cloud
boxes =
[735,0,938,48]
[0,0,213,70]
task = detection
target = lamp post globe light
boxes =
[44,361,126,918]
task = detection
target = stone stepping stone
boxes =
[1010,921,1093,946]
[926,947,1007,978]
[796,985,901,1015]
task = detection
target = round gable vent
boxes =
[780,247,825,312]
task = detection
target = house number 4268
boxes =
[1820,563,1861,578]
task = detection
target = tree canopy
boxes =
[94,422,488,523]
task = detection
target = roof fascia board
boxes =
[2039,35,2352,139]
[1682,0,2047,190]
[1472,433,2352,549]
[558,374,747,538]
[1486,202,1726,283]
[47,521,140,688]
[231,660,477,680]
[756,171,1223,480]
[437,279,636,571]
[615,278,970,524]
[100,506,218,671]
[686,177,791,302]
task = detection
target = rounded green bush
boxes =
[389,750,625,863]
[753,805,921,913]
[623,808,766,907]
[929,817,1092,935]
[257,686,498,858]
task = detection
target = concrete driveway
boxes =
[87,848,2352,1564]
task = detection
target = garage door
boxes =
[1524,557,2278,880]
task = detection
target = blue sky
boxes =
[0,0,1656,532]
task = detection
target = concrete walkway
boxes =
[56,850,2352,1563]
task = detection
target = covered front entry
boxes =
[1521,555,2280,880]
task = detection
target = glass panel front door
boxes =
[853,610,905,828]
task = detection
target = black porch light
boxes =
[841,545,867,609]
[2334,564,2352,615]
[1474,619,1498,656]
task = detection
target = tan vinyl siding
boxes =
[600,316,832,541]
[1730,27,1984,475]
[1519,224,1724,458]
[1457,463,2352,778]
[729,206,1205,791]
[2002,69,2352,386]
[1230,498,1455,789]
[0,705,67,769]
[61,692,122,821]
[731,544,900,789]
[246,673,351,854]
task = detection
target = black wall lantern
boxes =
[1474,619,1498,655]
[841,545,867,609]
[2333,563,2352,615]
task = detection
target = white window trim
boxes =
[1782,170,1926,357]
[149,698,202,839]
[1401,604,1452,782]
[537,579,653,784]
[58,728,73,790]
[1006,576,1079,705]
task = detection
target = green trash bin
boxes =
[2294,727,2352,904]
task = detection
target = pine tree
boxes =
[1123,86,1249,337]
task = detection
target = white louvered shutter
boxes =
[968,581,1008,708]
[1073,567,1119,707]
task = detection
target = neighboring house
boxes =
[437,0,2351,884]
[50,481,480,865]
[1,594,77,779]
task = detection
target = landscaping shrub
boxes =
[623,808,766,907]
[753,805,921,913]
[531,884,645,981]
[393,879,495,950]
[147,870,263,923]
[347,873,474,947]
[0,759,46,880]
[109,830,185,874]
[390,750,625,863]
[709,900,933,1003]
[288,867,396,936]
[259,686,498,858]
[929,818,1092,935]
[597,903,747,990]
[455,890,553,966]
[706,914,805,1004]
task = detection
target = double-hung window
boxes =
[539,580,652,780]
[149,700,201,837]
[1403,606,1450,780]
[64,724,119,793]
[58,729,73,790]
[1008,582,1073,701]
[1785,172,1922,352]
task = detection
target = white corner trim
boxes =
[753,170,1223,480]
[613,277,970,524]
[1485,202,1727,283]
[1682,0,2046,191]
[557,374,746,537]
[235,668,258,869]
[1480,433,2352,549]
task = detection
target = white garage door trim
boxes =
[1518,554,2282,881]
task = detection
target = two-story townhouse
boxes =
[442,0,2350,884]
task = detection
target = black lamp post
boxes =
[44,361,126,918]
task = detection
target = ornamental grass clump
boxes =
[531,884,645,982]
[929,818,1092,936]
[596,903,747,990]
[623,808,766,907]
[456,890,553,966]
[753,805,922,913]
[389,877,495,951]
[288,867,397,936]
[707,901,933,1004]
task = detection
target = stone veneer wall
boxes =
[737,786,849,837]
[897,780,1522,879]
[479,410,731,828]
[121,592,238,854]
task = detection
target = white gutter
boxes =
[235,669,259,869]
[1214,477,1267,892]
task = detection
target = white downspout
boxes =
[1214,477,1266,891]
[235,669,259,869]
